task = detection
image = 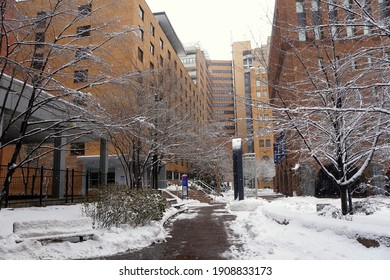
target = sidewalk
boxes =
[101,189,236,260]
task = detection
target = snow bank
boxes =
[229,199,265,211]
[226,194,390,260]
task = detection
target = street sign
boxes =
[182,174,188,199]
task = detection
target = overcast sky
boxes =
[146,0,275,60]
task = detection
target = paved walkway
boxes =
[101,189,236,260]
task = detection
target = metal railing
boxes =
[0,165,90,208]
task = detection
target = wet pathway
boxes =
[101,190,236,260]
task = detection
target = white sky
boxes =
[145,0,275,60]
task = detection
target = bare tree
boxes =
[269,0,389,214]
[95,64,206,188]
[0,0,138,206]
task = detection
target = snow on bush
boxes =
[317,204,353,221]
[83,185,166,228]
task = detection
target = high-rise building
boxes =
[180,44,213,125]
[232,40,274,189]
[9,0,209,189]
[209,60,235,138]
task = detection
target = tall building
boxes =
[232,40,274,189]
[7,0,209,190]
[268,0,390,196]
[180,44,213,125]
[209,60,235,138]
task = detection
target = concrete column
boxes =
[52,134,66,198]
[99,138,108,185]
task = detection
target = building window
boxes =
[36,11,47,29]
[77,25,91,37]
[70,142,85,155]
[150,23,155,36]
[35,32,45,48]
[31,53,44,70]
[75,47,91,60]
[139,28,144,41]
[362,0,372,34]
[78,4,92,16]
[150,62,154,70]
[351,57,357,70]
[150,42,155,55]
[74,70,88,83]
[345,0,355,37]
[168,50,171,60]
[263,90,268,97]
[259,140,265,148]
[174,60,177,70]
[138,47,144,62]
[312,0,322,40]
[139,6,144,20]
[160,38,164,49]
[243,58,253,69]
[256,80,261,87]
[328,0,338,38]
[296,0,307,41]
[379,0,390,19]
[266,139,271,148]
[159,55,163,66]
[367,54,373,67]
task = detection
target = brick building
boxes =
[1,0,211,197]
[268,0,390,196]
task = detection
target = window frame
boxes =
[74,69,89,83]
[77,25,91,38]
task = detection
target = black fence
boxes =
[0,165,94,208]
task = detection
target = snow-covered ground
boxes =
[1,187,389,260]
[224,190,390,260]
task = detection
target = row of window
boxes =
[259,139,272,148]
[35,4,92,29]
[181,57,197,65]
[212,83,234,88]
[318,51,390,71]
[257,90,268,98]
[209,62,232,67]
[212,76,233,81]
[214,110,235,115]
[213,103,234,107]
[258,114,271,121]
[257,126,272,136]
[213,96,234,101]
[296,0,390,41]
[211,69,232,74]
[213,90,233,94]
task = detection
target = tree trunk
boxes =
[340,187,349,215]
[348,187,353,214]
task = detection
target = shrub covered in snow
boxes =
[352,199,381,215]
[82,185,166,228]
[318,205,353,221]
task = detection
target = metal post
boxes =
[85,170,89,199]
[65,168,69,203]
[4,163,11,208]
[71,169,74,203]
[39,166,43,206]
[232,139,244,200]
